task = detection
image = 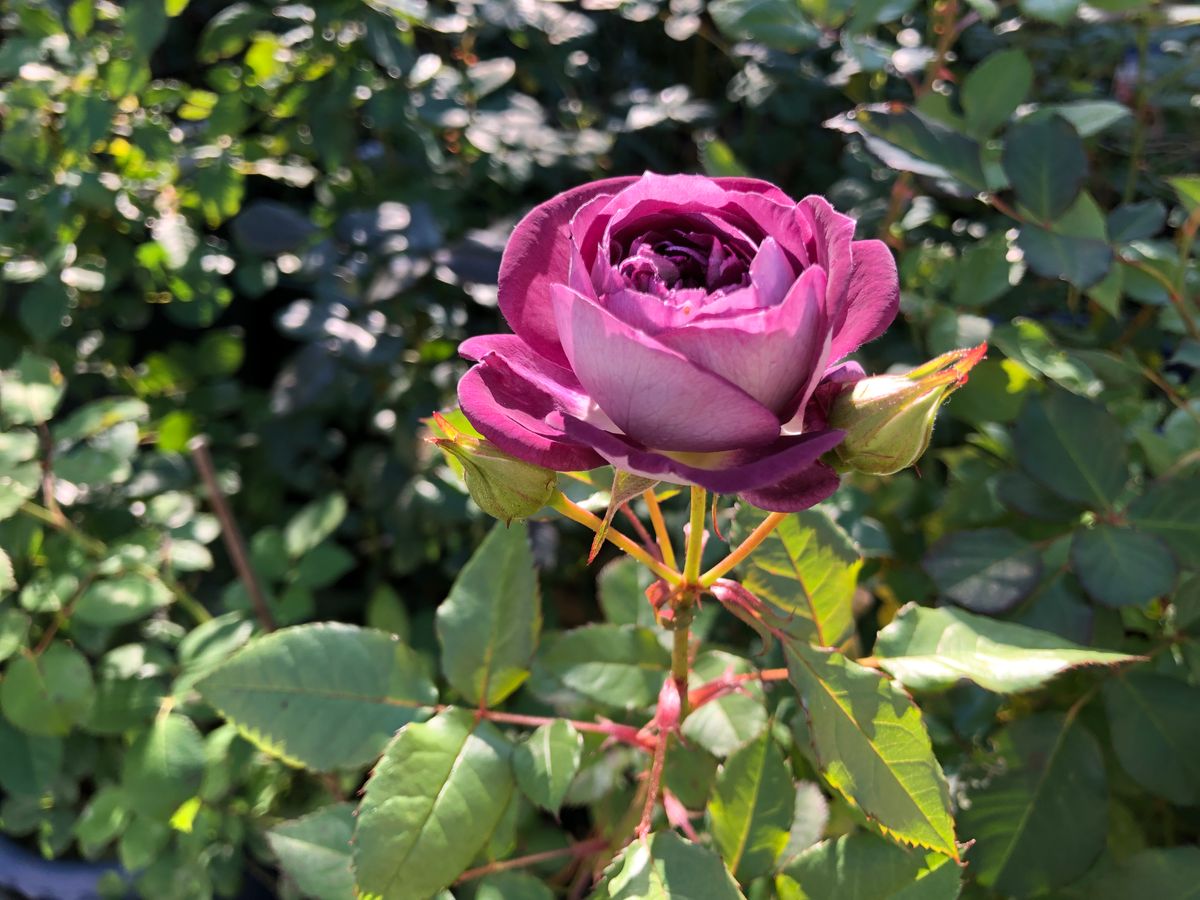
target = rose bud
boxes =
[430,412,557,523]
[457,173,904,512]
[827,344,987,476]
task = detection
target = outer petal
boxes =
[828,239,901,361]
[458,342,606,472]
[800,195,856,318]
[552,285,782,452]
[738,461,841,512]
[560,415,844,495]
[655,266,828,414]
[498,176,640,366]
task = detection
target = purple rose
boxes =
[457,173,899,512]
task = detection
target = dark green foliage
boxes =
[0,0,1196,898]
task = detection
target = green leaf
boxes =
[0,608,30,662]
[784,643,957,859]
[1103,672,1200,804]
[1072,847,1200,900]
[284,492,347,558]
[1070,525,1178,608]
[1127,477,1200,568]
[476,873,555,900]
[0,351,66,425]
[1002,115,1086,221]
[827,105,986,191]
[959,712,1106,895]
[1035,100,1130,137]
[950,232,1016,309]
[75,574,173,627]
[512,720,583,814]
[1016,222,1112,288]
[962,50,1033,137]
[120,713,206,821]
[75,786,131,858]
[353,709,515,900]
[1018,0,1079,23]
[681,652,768,758]
[594,831,746,900]
[921,528,1042,614]
[708,0,820,51]
[874,604,1139,693]
[708,731,794,881]
[53,397,150,444]
[777,782,830,870]
[1015,391,1127,509]
[732,505,861,647]
[436,521,541,707]
[776,833,960,900]
[0,716,62,797]
[267,803,355,900]
[536,624,669,710]
[599,557,657,627]
[0,644,96,736]
[0,460,40,522]
[196,623,436,771]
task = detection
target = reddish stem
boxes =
[455,837,610,884]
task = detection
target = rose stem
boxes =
[549,492,682,584]
[699,511,787,587]
[642,489,677,570]
[455,837,610,885]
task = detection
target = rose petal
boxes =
[747,237,794,308]
[499,176,639,366]
[560,415,844,496]
[800,196,856,317]
[552,285,782,452]
[828,239,901,361]
[656,266,828,413]
[458,344,607,472]
[738,461,841,512]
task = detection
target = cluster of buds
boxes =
[827,344,987,476]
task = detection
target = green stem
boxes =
[549,492,682,585]
[682,486,707,585]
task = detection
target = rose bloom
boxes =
[457,173,898,512]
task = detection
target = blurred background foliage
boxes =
[0,0,1197,897]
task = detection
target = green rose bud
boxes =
[828,344,987,476]
[430,412,557,523]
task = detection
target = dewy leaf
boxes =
[707,731,794,882]
[962,49,1033,137]
[1103,672,1200,805]
[784,643,958,859]
[921,528,1042,614]
[1070,524,1178,608]
[0,351,66,425]
[354,709,514,900]
[732,505,861,648]
[776,832,960,900]
[874,604,1139,693]
[959,712,1106,896]
[0,644,96,736]
[436,521,541,707]
[1015,390,1127,510]
[1127,477,1200,568]
[536,624,669,710]
[593,831,746,900]
[267,802,355,900]
[1002,116,1085,211]
[196,623,436,771]
[120,714,206,821]
[512,720,583,815]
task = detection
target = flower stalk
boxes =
[549,492,682,585]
